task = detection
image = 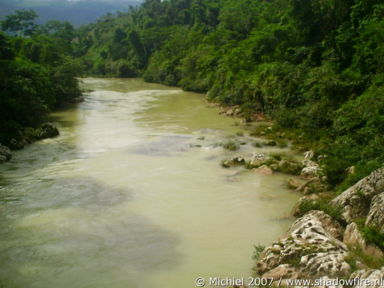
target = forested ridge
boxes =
[1,0,383,191]
[75,0,384,190]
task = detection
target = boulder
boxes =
[304,150,315,160]
[331,168,384,222]
[343,222,384,259]
[365,193,384,233]
[343,223,366,248]
[301,159,322,179]
[221,156,245,168]
[262,264,299,280]
[250,153,270,167]
[255,211,350,279]
[277,159,303,175]
[9,138,25,149]
[287,178,304,190]
[37,123,59,139]
[350,268,384,288]
[264,140,277,146]
[252,165,273,175]
[0,144,12,163]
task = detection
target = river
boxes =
[0,78,298,288]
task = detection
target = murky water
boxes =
[0,78,298,288]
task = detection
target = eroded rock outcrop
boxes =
[343,223,383,258]
[255,211,350,280]
[331,168,384,222]
[350,268,384,288]
[365,193,384,233]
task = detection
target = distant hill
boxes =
[0,0,143,26]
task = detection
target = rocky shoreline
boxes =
[0,122,60,164]
[215,104,384,286]
[254,168,384,285]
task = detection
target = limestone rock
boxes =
[344,223,366,248]
[221,156,245,168]
[250,153,270,167]
[350,268,384,288]
[287,178,304,190]
[255,211,349,279]
[0,144,11,163]
[365,193,384,233]
[262,264,299,280]
[301,159,322,179]
[331,168,384,222]
[37,123,59,139]
[277,159,303,175]
[252,165,273,175]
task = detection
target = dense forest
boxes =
[1,0,383,190]
[74,0,384,190]
[0,10,82,148]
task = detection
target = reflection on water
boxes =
[0,78,298,288]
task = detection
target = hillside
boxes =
[0,0,142,26]
[76,0,384,190]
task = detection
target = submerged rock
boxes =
[0,143,12,163]
[252,165,273,175]
[221,156,245,168]
[249,153,270,167]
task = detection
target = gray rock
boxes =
[0,143,11,163]
[365,193,384,233]
[350,268,384,288]
[277,159,303,175]
[250,153,270,167]
[37,123,59,139]
[331,168,384,222]
[301,159,322,179]
[343,223,383,258]
[221,156,245,168]
[252,165,273,175]
[255,211,350,279]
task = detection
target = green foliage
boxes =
[1,9,38,37]
[360,226,384,250]
[297,199,345,225]
[74,0,384,187]
[347,247,384,270]
[252,244,266,261]
[222,140,239,151]
[0,13,81,145]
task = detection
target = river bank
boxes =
[216,104,384,285]
[0,78,299,288]
[0,122,60,163]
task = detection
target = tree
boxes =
[1,9,38,37]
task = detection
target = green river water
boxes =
[0,78,298,288]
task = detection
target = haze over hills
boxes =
[0,0,143,26]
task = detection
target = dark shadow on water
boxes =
[130,135,192,156]
[0,176,181,288]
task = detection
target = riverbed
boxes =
[0,78,298,288]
